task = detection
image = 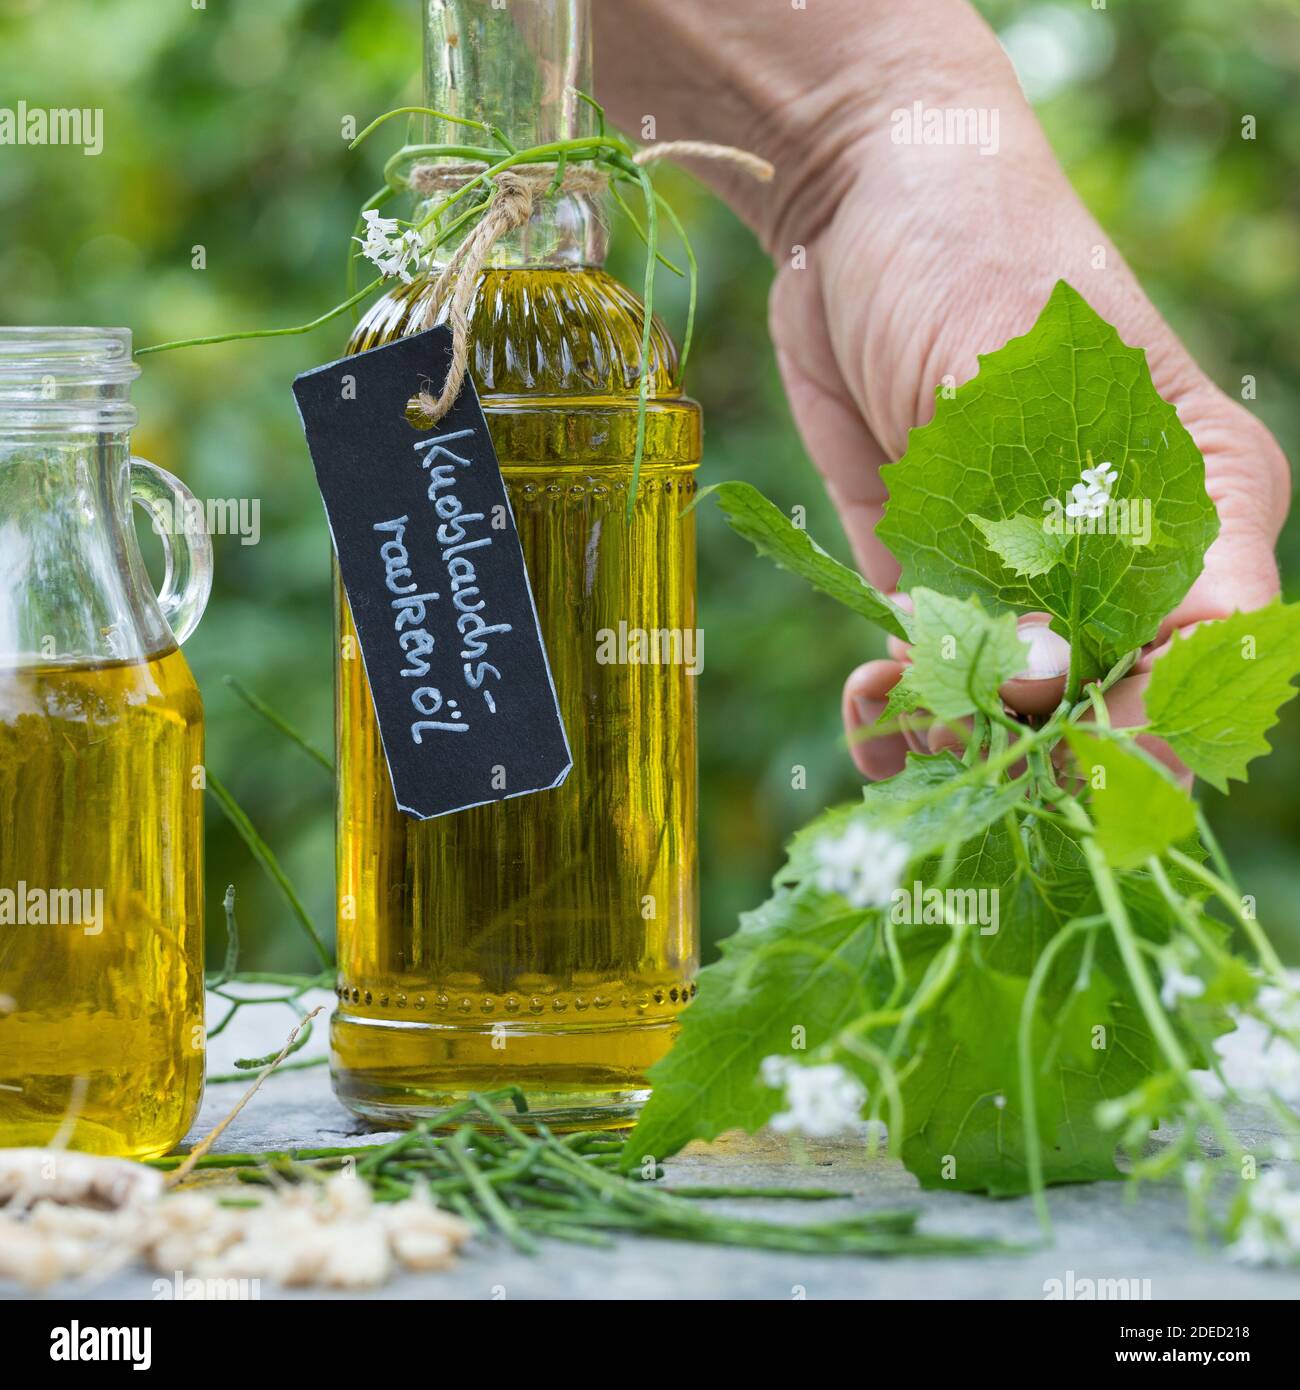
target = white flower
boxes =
[1160,963,1206,1011]
[354,209,428,284]
[760,1056,867,1138]
[1191,983,1300,1106]
[1062,459,1117,520]
[810,822,909,909]
[1065,481,1109,520]
[1081,459,1117,491]
[1229,1169,1300,1266]
[1258,985,1300,1034]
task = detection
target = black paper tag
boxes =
[292,325,571,820]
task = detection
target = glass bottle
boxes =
[0,328,211,1159]
[331,0,701,1127]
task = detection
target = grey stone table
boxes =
[13,990,1300,1300]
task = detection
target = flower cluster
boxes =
[1064,458,1117,520]
[354,209,429,285]
[1229,1169,1300,1266]
[1159,949,1206,1011]
[810,822,910,910]
[760,1056,867,1138]
[1195,985,1300,1107]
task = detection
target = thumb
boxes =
[999,617,1071,716]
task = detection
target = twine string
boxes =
[404,142,774,429]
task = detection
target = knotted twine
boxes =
[404,141,775,428]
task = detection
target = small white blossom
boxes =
[354,209,428,284]
[1065,482,1108,520]
[760,1056,867,1138]
[810,822,909,909]
[1229,1169,1300,1266]
[1063,459,1117,520]
[1192,982,1300,1106]
[1160,963,1206,1011]
[1081,459,1117,491]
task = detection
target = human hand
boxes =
[757,9,1290,778]
[593,0,1290,780]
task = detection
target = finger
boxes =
[843,660,910,780]
[1000,617,1071,716]
[1061,668,1191,787]
[769,263,900,591]
[1153,388,1288,643]
[927,716,971,758]
[884,592,914,662]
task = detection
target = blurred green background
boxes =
[1,0,1297,968]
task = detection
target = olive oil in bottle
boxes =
[331,0,701,1127]
[0,652,205,1158]
[0,326,212,1159]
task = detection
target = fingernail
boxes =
[1014,621,1070,680]
[852,696,879,727]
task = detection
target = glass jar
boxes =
[0,327,211,1159]
[330,0,701,1127]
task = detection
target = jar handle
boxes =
[129,456,213,646]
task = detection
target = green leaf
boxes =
[878,281,1218,680]
[623,885,884,1165]
[630,754,1031,1168]
[694,480,911,641]
[781,752,1028,882]
[900,952,1158,1193]
[868,666,922,731]
[970,512,1071,578]
[907,589,1029,720]
[1063,728,1196,868]
[1144,600,1300,792]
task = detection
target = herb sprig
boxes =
[640,282,1300,1265]
[150,1090,1015,1259]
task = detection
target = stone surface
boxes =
[6,990,1300,1300]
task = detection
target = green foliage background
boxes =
[1,0,1296,967]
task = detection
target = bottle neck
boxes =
[419,0,605,269]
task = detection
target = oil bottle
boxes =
[0,328,211,1158]
[331,0,701,1127]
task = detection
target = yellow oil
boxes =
[331,266,701,1126]
[0,648,205,1158]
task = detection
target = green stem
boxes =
[206,773,332,969]
[223,676,333,773]
[653,189,698,380]
[1017,918,1092,1235]
[137,278,383,356]
[349,106,516,155]
[1064,533,1084,705]
[1079,831,1238,1155]
[208,884,240,987]
[1166,848,1289,984]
